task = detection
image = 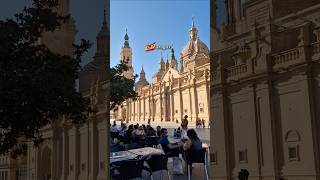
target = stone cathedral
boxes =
[111,19,210,127]
[211,0,320,179]
[0,1,110,180]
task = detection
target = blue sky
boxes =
[110,0,210,82]
[1,0,210,82]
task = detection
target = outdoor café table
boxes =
[128,147,164,157]
[109,150,137,164]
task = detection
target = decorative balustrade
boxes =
[272,46,304,69]
[226,64,248,78]
[312,41,320,60]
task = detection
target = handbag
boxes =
[172,157,184,175]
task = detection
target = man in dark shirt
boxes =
[159,128,183,157]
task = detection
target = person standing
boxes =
[181,115,189,139]
[202,119,205,128]
[183,129,202,150]
[181,115,189,130]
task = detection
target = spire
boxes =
[170,48,177,69]
[139,65,146,80]
[160,55,165,70]
[135,65,149,89]
[192,16,195,28]
[170,48,175,60]
[189,17,198,40]
[96,7,109,56]
[123,28,130,48]
[141,65,145,74]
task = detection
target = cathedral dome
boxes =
[181,38,209,57]
[181,18,209,59]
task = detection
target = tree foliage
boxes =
[110,61,138,110]
[0,0,91,157]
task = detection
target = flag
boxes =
[145,42,156,51]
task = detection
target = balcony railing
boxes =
[226,64,248,78]
[312,41,320,60]
[272,46,305,69]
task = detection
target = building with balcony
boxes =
[211,0,320,179]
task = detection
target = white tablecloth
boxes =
[128,147,164,156]
[110,147,164,163]
[110,151,137,163]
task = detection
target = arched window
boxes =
[285,130,301,161]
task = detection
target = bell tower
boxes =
[120,29,134,79]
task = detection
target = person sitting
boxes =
[176,127,181,138]
[118,123,126,142]
[173,129,177,137]
[156,126,161,137]
[132,126,145,146]
[159,128,183,157]
[110,138,125,152]
[124,125,133,144]
[146,126,156,136]
[136,126,146,137]
[131,125,139,140]
[110,121,119,140]
[183,129,202,150]
[142,124,147,134]
[111,121,119,132]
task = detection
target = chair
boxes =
[146,136,160,148]
[160,144,180,158]
[111,159,145,180]
[145,154,171,180]
[126,143,141,150]
[111,132,119,140]
[185,148,209,180]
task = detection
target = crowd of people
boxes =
[110,115,204,155]
[196,118,206,128]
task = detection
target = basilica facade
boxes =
[111,19,211,127]
[211,0,320,179]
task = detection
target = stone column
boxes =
[143,97,146,121]
[61,126,69,180]
[170,86,175,122]
[88,117,97,179]
[51,129,57,180]
[179,79,183,121]
[192,78,199,121]
[67,126,79,180]
[148,96,151,120]
[160,84,163,121]
[163,91,167,121]
[188,84,193,121]
[126,101,129,123]
[96,120,108,180]
[138,97,141,121]
[151,90,155,121]
[205,69,210,122]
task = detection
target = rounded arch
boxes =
[285,130,301,142]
